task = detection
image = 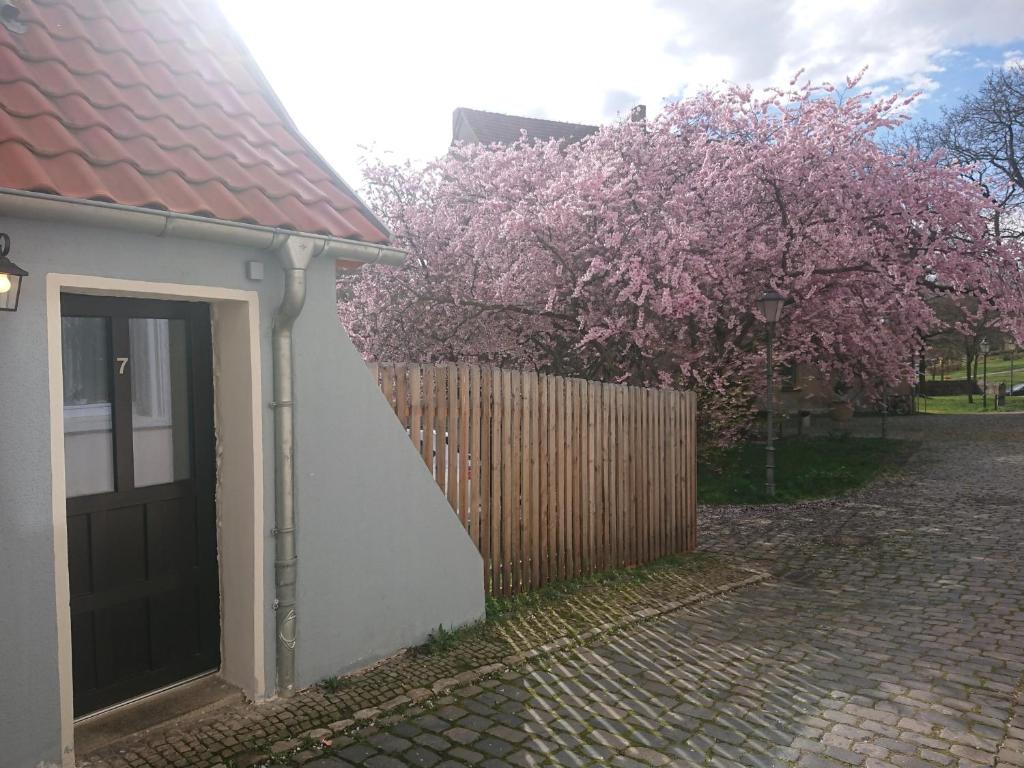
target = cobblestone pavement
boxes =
[290,414,1024,768]
[81,550,758,767]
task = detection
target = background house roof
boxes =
[452,107,599,146]
[0,0,389,243]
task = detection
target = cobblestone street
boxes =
[302,414,1024,768]
[83,414,1024,768]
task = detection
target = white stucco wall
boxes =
[293,256,484,683]
[0,215,483,767]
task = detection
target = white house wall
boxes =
[293,256,484,684]
[0,216,483,768]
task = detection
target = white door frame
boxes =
[46,274,266,766]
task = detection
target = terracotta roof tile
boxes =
[0,0,388,241]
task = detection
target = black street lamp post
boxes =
[1011,343,1016,393]
[756,288,786,497]
[980,338,990,411]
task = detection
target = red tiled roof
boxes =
[0,0,389,242]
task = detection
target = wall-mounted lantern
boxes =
[0,233,28,312]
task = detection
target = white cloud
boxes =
[658,0,1024,96]
[215,0,1024,189]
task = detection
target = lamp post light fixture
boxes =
[979,338,990,411]
[879,318,888,439]
[913,350,921,414]
[0,233,28,312]
[756,287,786,497]
[1011,343,1016,393]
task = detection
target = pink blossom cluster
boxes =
[340,76,1024,446]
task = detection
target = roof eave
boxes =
[0,188,407,267]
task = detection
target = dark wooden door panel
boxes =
[150,587,202,669]
[100,598,152,686]
[66,514,92,598]
[62,295,219,717]
[91,504,148,593]
[147,497,199,574]
[70,612,96,694]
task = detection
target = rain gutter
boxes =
[0,188,407,266]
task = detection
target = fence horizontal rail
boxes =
[369,363,697,596]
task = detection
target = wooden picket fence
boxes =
[369,363,697,596]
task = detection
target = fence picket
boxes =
[528,372,541,589]
[373,363,696,596]
[578,379,589,575]
[587,380,597,574]
[616,384,625,568]
[480,368,493,587]
[577,379,586,576]
[656,389,666,560]
[409,365,423,466]
[688,392,697,551]
[568,378,578,578]
[490,368,502,593]
[469,365,481,548]
[537,374,549,586]
[547,375,559,583]
[445,365,458,514]
[435,367,447,495]
[608,383,618,569]
[561,378,570,578]
[517,371,530,592]
[647,388,656,561]
[422,367,435,480]
[671,392,677,552]
[626,386,635,566]
[457,366,470,528]
[394,364,409,431]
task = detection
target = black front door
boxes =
[61,294,219,717]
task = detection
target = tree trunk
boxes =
[966,351,975,403]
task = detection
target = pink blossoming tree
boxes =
[339,76,1024,446]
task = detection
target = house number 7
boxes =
[116,357,129,375]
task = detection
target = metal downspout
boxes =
[272,236,319,697]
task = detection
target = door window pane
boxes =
[130,318,192,487]
[62,317,115,497]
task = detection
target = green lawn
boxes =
[917,394,1024,414]
[698,435,913,505]
[931,355,1023,387]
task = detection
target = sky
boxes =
[216,0,1024,191]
